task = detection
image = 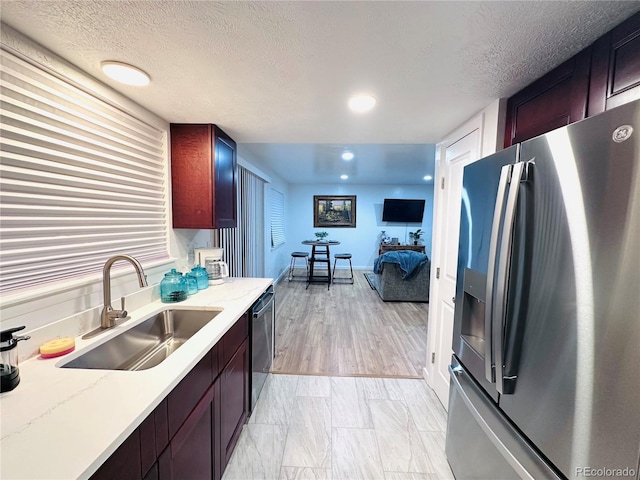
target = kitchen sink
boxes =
[60,309,222,371]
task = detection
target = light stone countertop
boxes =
[0,277,273,480]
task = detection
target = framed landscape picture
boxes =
[313,195,356,228]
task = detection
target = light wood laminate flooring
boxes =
[272,270,428,378]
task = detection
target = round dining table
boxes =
[301,240,340,288]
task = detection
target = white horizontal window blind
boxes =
[0,48,168,294]
[270,189,285,249]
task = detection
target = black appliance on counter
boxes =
[446,100,640,479]
[0,326,30,392]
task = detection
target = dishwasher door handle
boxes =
[253,293,275,317]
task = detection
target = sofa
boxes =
[373,250,430,302]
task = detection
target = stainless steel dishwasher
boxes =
[249,286,274,413]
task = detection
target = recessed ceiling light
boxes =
[423,175,433,181]
[342,151,354,161]
[101,61,150,86]
[348,94,376,113]
[340,174,349,180]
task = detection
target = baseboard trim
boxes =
[274,268,289,285]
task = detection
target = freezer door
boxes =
[446,358,561,480]
[498,100,640,479]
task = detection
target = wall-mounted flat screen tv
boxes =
[382,198,425,223]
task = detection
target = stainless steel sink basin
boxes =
[61,309,222,371]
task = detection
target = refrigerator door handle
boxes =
[494,161,525,395]
[484,164,512,383]
[501,160,535,394]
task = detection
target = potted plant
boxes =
[315,231,329,241]
[408,229,423,245]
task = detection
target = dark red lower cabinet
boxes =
[167,350,213,440]
[219,339,249,473]
[159,383,215,480]
[212,378,222,480]
[142,463,158,480]
[90,430,142,480]
[139,412,157,478]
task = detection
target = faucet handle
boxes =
[119,297,128,318]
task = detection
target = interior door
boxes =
[428,127,481,408]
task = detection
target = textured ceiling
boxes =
[1,1,639,184]
[239,143,436,185]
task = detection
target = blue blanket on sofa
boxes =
[373,250,429,280]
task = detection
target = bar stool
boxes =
[332,253,354,284]
[288,251,309,281]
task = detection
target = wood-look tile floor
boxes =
[272,270,428,378]
[222,374,453,480]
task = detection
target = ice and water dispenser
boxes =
[452,268,498,400]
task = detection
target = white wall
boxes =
[263,177,291,281]
[288,184,435,269]
[480,98,507,157]
[237,151,291,281]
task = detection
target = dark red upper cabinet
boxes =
[503,48,591,148]
[170,124,237,229]
[504,11,640,148]
[589,12,640,116]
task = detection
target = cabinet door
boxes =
[139,412,157,478]
[219,339,249,472]
[90,430,142,480]
[212,377,222,480]
[167,350,213,439]
[154,399,169,459]
[588,12,640,115]
[212,126,237,228]
[170,124,237,229]
[219,313,249,369]
[504,48,590,147]
[142,463,158,480]
[159,384,214,480]
[170,124,214,229]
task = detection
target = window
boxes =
[270,189,285,249]
[217,166,265,277]
[0,48,169,294]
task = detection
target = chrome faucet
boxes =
[101,255,148,329]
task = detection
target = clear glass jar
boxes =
[160,269,187,303]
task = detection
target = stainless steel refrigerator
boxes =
[446,99,640,479]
